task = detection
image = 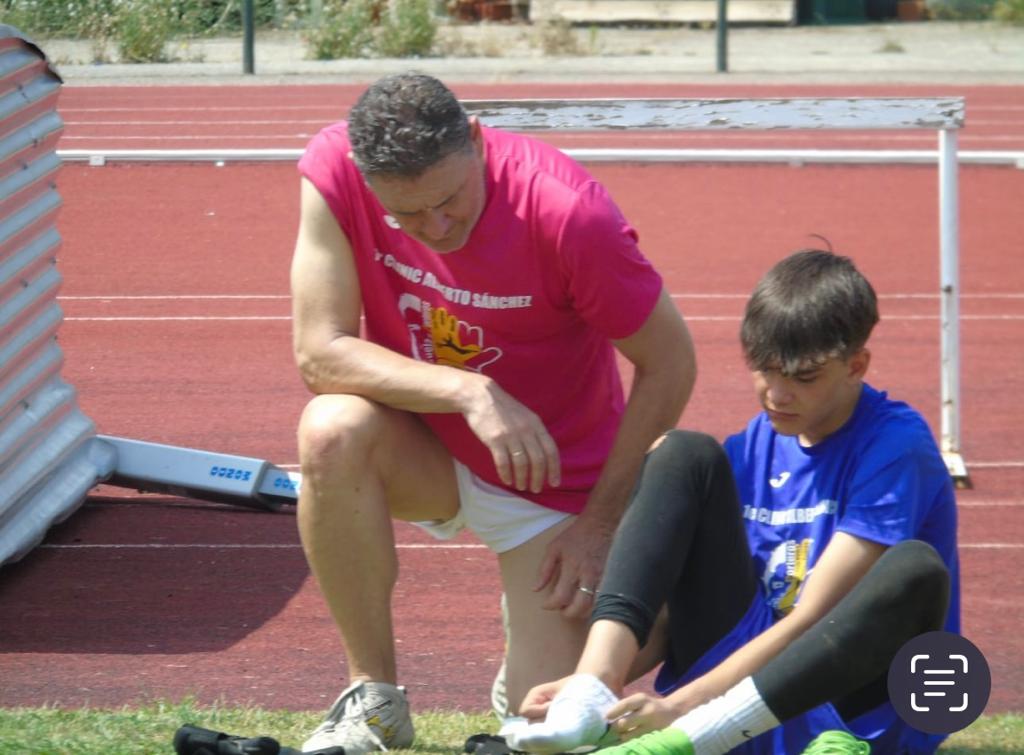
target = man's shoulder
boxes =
[484,126,594,192]
[302,121,351,161]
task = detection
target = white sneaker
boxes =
[302,680,415,753]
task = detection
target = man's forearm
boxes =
[297,333,479,414]
[583,356,696,525]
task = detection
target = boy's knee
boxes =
[885,540,951,627]
[650,429,725,465]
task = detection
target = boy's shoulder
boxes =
[849,384,938,454]
[725,384,941,469]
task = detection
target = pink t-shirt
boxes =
[298,123,662,514]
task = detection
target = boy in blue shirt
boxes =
[505,250,959,754]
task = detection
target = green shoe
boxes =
[800,730,871,754]
[597,728,694,755]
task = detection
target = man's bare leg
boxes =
[297,393,460,684]
[499,516,591,715]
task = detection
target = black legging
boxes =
[592,430,951,723]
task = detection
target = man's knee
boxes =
[298,394,387,472]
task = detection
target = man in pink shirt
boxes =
[291,73,696,753]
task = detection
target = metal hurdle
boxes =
[58,97,972,481]
[461,97,968,480]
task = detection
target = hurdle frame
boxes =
[460,97,968,478]
[59,96,971,480]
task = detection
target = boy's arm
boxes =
[666,532,886,715]
[607,532,887,734]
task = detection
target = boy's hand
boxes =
[606,693,680,740]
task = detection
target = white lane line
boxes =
[51,117,1024,129]
[680,315,1024,322]
[56,131,1024,142]
[50,104,1024,114]
[59,295,290,300]
[57,293,1024,301]
[39,543,485,550]
[64,316,291,321]
[59,106,351,113]
[116,461,1024,471]
[36,542,1019,550]
[61,134,315,141]
[64,120,335,126]
[959,501,1024,508]
[61,315,1024,323]
[671,293,1024,300]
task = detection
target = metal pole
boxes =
[716,0,728,73]
[243,0,255,75]
[938,128,963,474]
[309,0,324,24]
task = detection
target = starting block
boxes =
[97,436,301,511]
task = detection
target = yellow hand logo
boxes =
[431,306,481,369]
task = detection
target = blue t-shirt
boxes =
[724,383,959,630]
[723,383,960,753]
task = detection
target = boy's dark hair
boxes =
[741,249,879,374]
[347,73,472,179]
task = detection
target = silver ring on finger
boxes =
[578,586,597,597]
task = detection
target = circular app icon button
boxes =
[888,631,990,734]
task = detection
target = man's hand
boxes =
[515,676,572,721]
[461,376,561,493]
[534,515,616,618]
[605,693,680,741]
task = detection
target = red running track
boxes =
[0,85,1021,718]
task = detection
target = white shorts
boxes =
[413,460,571,554]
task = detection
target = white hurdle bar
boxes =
[65,97,971,480]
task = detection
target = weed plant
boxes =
[994,0,1024,22]
[114,0,175,61]
[927,0,997,19]
[377,0,437,57]
[305,0,438,59]
[306,0,379,58]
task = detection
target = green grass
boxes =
[0,702,1019,754]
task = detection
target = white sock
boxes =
[670,677,780,755]
[504,674,618,754]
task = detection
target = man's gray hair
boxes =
[347,73,472,178]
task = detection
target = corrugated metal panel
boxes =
[0,26,115,567]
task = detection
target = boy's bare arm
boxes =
[670,532,887,714]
